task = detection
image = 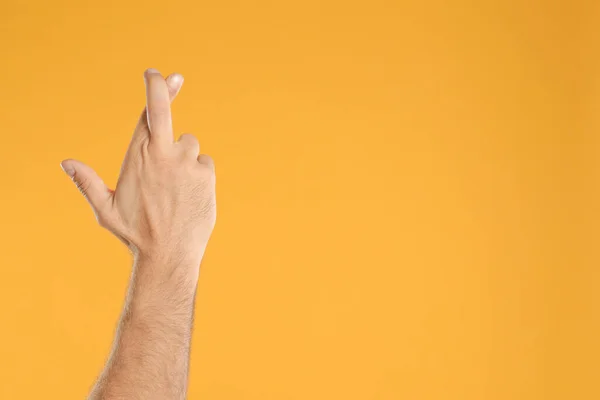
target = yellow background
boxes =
[1,0,599,399]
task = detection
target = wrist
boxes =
[132,250,201,294]
[131,239,207,267]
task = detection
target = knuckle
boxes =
[179,134,200,151]
[180,133,198,142]
[198,155,214,169]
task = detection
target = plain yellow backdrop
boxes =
[1,0,599,398]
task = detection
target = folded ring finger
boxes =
[176,133,200,158]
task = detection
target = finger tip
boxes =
[167,73,184,88]
[60,160,75,177]
[144,68,161,78]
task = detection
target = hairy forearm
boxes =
[88,254,199,400]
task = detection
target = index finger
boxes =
[144,68,174,147]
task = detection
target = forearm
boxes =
[89,254,199,400]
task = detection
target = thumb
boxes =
[60,159,112,215]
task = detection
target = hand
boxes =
[61,69,216,279]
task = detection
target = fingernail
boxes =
[60,161,75,177]
[145,68,161,76]
[167,73,184,87]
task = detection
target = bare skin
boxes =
[61,68,216,399]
